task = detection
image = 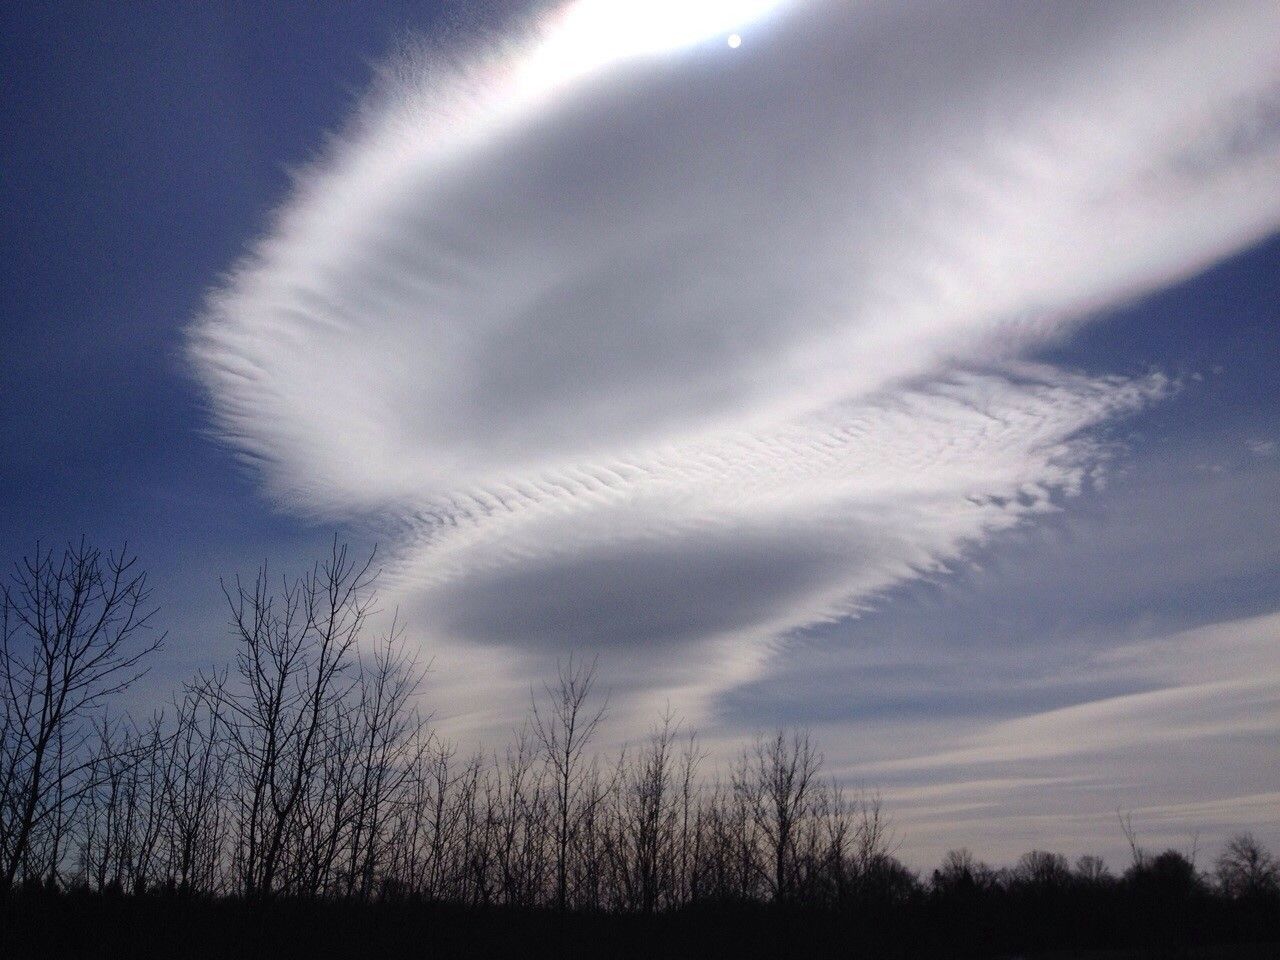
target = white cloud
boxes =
[803,609,1280,866]
[858,674,1280,774]
[189,0,1280,726]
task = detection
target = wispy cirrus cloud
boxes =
[826,610,1280,866]
[189,0,1280,725]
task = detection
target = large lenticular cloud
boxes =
[190,0,1280,721]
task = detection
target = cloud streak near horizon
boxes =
[190,0,1280,719]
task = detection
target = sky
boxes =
[2,0,1278,869]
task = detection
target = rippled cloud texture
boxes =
[191,0,1280,746]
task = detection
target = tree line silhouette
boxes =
[2,540,1277,958]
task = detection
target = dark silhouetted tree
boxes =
[531,655,606,912]
[0,541,161,892]
[1216,832,1279,899]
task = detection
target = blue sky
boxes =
[3,0,1278,866]
[2,0,433,659]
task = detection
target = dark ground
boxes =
[2,889,1277,960]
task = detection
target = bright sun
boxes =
[727,33,742,48]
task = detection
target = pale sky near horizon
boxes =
[3,0,1278,869]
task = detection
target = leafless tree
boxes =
[1013,850,1072,887]
[1075,854,1111,884]
[933,847,1000,893]
[484,724,549,907]
[1118,808,1147,870]
[341,620,429,900]
[199,540,375,898]
[4,540,933,911]
[25,539,1280,929]
[1216,833,1279,898]
[609,711,681,912]
[530,654,606,911]
[0,541,162,891]
[735,730,822,903]
[160,685,230,895]
[78,712,171,894]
